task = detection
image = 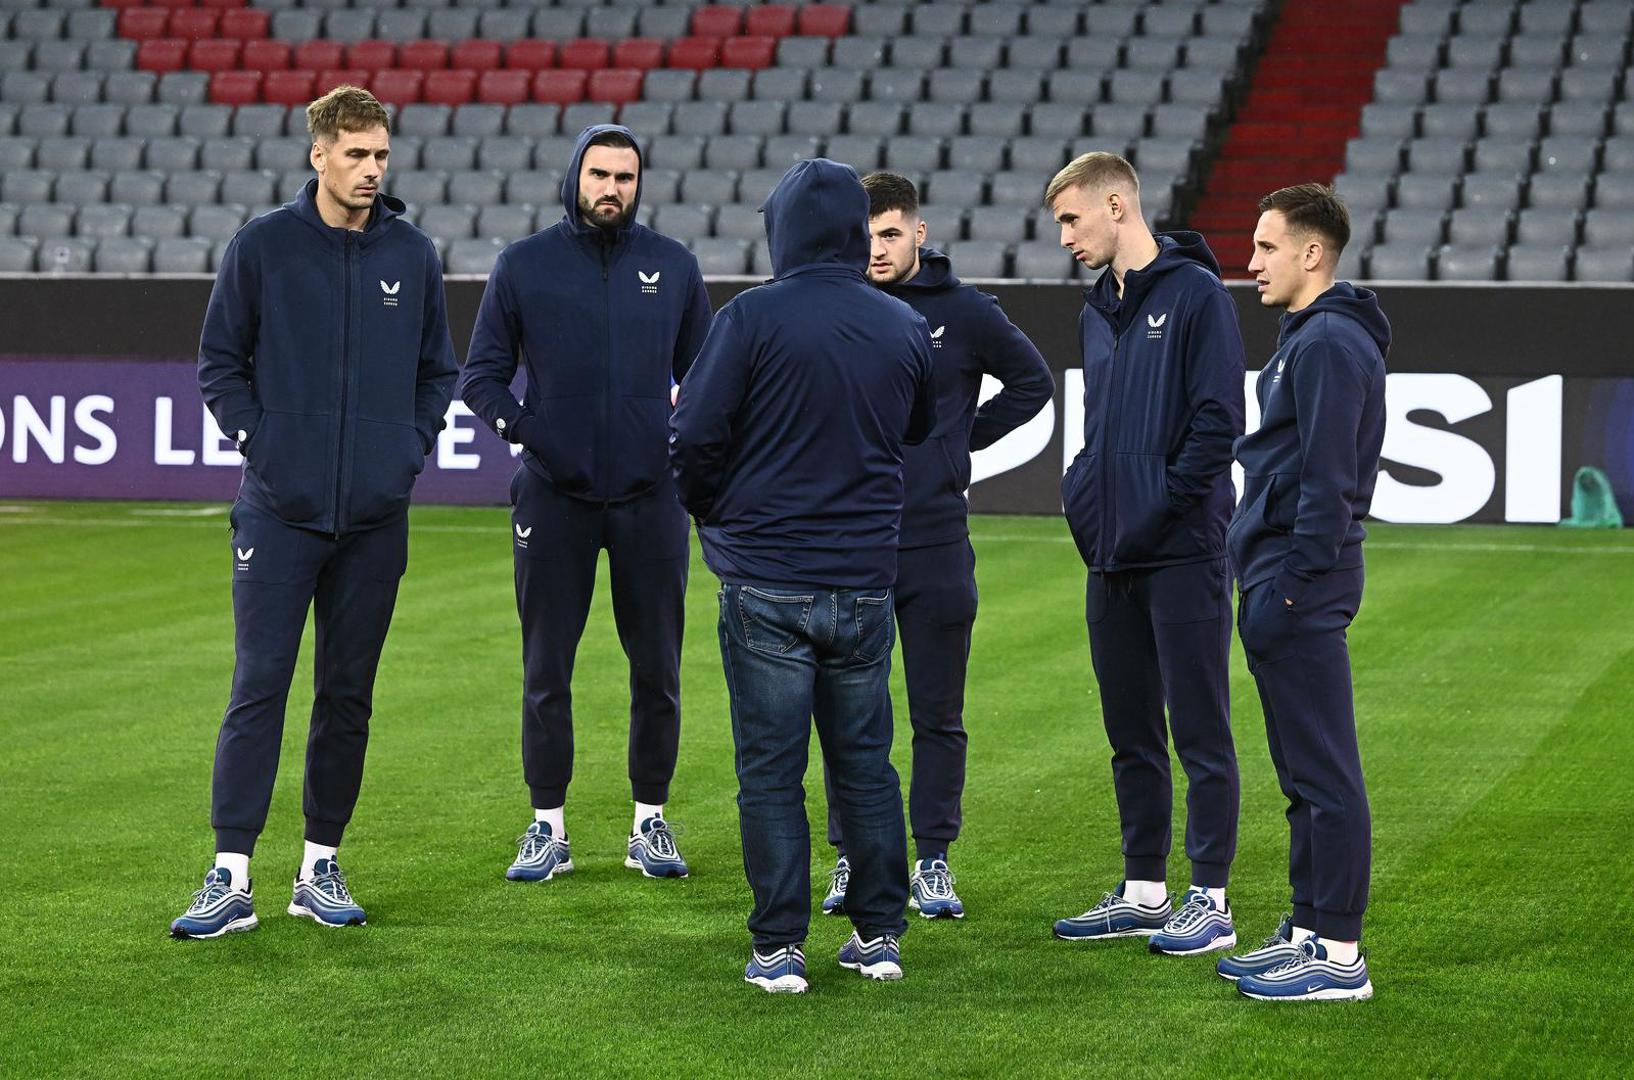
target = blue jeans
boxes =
[717,583,910,948]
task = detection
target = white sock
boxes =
[301,841,338,881]
[214,852,251,893]
[1320,937,1360,964]
[534,806,566,839]
[1292,924,1317,943]
[1199,886,1226,907]
[634,801,664,834]
[1123,879,1166,907]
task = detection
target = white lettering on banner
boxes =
[970,374,1054,486]
[1505,376,1563,523]
[12,395,65,464]
[74,396,117,465]
[153,397,195,466]
[1373,374,1496,523]
[1061,369,1084,477]
[437,401,481,470]
[200,406,241,466]
[1233,370,1262,504]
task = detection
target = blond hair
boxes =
[1044,152,1140,209]
[306,85,390,142]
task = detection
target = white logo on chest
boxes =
[931,325,946,348]
[1146,312,1167,340]
[639,270,660,294]
[381,280,401,308]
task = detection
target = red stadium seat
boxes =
[210,72,263,107]
[201,0,252,9]
[558,38,611,71]
[262,70,316,106]
[796,4,851,36]
[451,39,504,72]
[346,40,397,71]
[589,69,643,105]
[666,37,722,71]
[531,69,588,104]
[240,39,291,71]
[691,5,744,38]
[189,39,243,73]
[478,69,530,105]
[150,0,201,9]
[371,70,425,107]
[744,5,797,38]
[217,9,268,40]
[423,69,478,106]
[294,40,345,72]
[398,40,450,72]
[136,39,189,73]
[168,9,221,41]
[505,40,556,71]
[101,0,148,11]
[721,36,776,70]
[118,10,171,41]
[314,70,372,95]
[612,38,664,71]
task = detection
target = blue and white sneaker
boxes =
[1237,938,1373,1002]
[170,867,258,939]
[288,858,366,927]
[909,858,965,919]
[837,931,903,981]
[1217,914,1302,981]
[744,944,808,994]
[821,855,849,915]
[625,816,689,878]
[1053,883,1171,941]
[507,820,573,882]
[1148,887,1237,955]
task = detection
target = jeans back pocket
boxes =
[851,592,895,662]
[738,586,814,654]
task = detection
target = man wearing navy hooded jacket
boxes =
[1044,153,1248,957]
[670,159,935,993]
[460,125,713,884]
[1219,184,1388,1003]
[173,87,457,938]
[817,172,1054,922]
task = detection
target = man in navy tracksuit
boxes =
[670,159,935,993]
[1220,184,1387,1003]
[1043,154,1248,956]
[172,87,457,938]
[819,172,1054,921]
[460,125,713,883]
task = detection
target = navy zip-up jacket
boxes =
[669,158,936,589]
[459,124,714,503]
[197,179,457,536]
[883,248,1055,549]
[1060,231,1246,572]
[1227,282,1390,604]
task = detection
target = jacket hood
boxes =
[1086,230,1223,313]
[886,246,960,293]
[291,177,404,245]
[559,123,643,236]
[1280,281,1393,353]
[761,158,870,278]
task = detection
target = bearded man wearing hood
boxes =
[670,159,935,993]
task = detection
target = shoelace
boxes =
[642,820,681,859]
[829,862,850,895]
[1264,938,1320,977]
[915,864,956,900]
[311,866,355,905]
[1256,919,1295,953]
[1165,892,1214,933]
[187,876,231,913]
[516,829,563,861]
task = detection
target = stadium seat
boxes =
[294,41,344,74]
[211,74,263,108]
[242,40,294,73]
[1504,244,1569,282]
[667,37,722,72]
[446,237,505,274]
[1573,246,1634,281]
[153,236,213,273]
[589,70,643,106]
[454,40,506,74]
[1366,243,1431,279]
[612,39,665,71]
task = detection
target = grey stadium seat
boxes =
[1482,104,1543,139]
[506,105,560,139]
[1373,69,1429,105]
[706,135,764,171]
[1527,172,1591,210]
[691,238,750,275]
[1459,173,1522,210]
[679,170,738,206]
[448,171,503,207]
[1504,245,1570,282]
[446,238,505,276]
[153,237,212,274]
[764,135,821,169]
[452,106,506,139]
[924,171,986,208]
[714,206,763,242]
[1435,245,1499,280]
[1573,247,1634,281]
[189,205,247,243]
[730,101,786,137]
[1582,208,1634,248]
[645,133,703,171]
[3,171,54,204]
[737,170,787,207]
[1013,240,1076,280]
[945,241,1008,279]
[19,205,76,240]
[1381,209,1447,247]
[1366,243,1432,279]
[966,206,1028,245]
[697,71,753,104]
[419,204,477,242]
[0,137,36,171]
[1548,103,1609,138]
[1345,137,1404,175]
[165,171,220,206]
[221,170,277,207]
[885,135,942,172]
[37,237,95,274]
[653,205,713,243]
[989,172,1041,207]
[1433,69,1491,105]
[109,171,164,207]
[475,205,534,243]
[391,105,446,141]
[1407,137,1468,175]
[673,102,729,137]
[1419,104,1478,140]
[1009,137,1067,174]
[752,68,807,102]
[54,170,109,205]
[1495,68,1556,103]
[848,103,904,137]
[1446,207,1511,246]
[94,236,154,273]
[505,172,558,207]
[1395,174,1459,210]
[132,205,188,240]
[1357,104,1415,138]
[1535,137,1599,173]
[1472,139,1534,174]
[478,137,533,172]
[948,136,1005,173]
[1515,209,1580,246]
[1593,173,1634,209]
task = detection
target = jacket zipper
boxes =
[333,231,353,537]
[1097,319,1120,567]
[599,236,612,502]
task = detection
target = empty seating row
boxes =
[1345,241,1634,283]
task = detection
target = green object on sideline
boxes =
[1560,466,1625,528]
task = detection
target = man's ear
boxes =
[1303,239,1326,272]
[915,218,927,245]
[309,140,324,172]
[1106,191,1123,221]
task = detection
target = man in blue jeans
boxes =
[670,158,935,994]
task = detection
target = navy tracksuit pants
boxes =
[1085,558,1238,888]
[211,502,407,856]
[510,466,688,810]
[1237,565,1371,941]
[824,538,976,862]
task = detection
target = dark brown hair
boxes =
[1258,183,1351,255]
[861,171,920,219]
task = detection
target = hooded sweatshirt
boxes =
[459,124,714,503]
[1060,231,1246,572]
[882,248,1055,549]
[197,178,457,536]
[669,158,936,589]
[1227,282,1391,604]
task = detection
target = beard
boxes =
[579,193,632,231]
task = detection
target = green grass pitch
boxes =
[2,502,1631,1078]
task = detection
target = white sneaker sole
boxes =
[287,903,365,927]
[746,974,808,994]
[1151,931,1237,956]
[1054,926,1161,941]
[1241,980,1374,1002]
[910,898,965,919]
[624,856,688,879]
[508,858,573,881]
[840,959,903,981]
[821,901,846,916]
[172,912,258,939]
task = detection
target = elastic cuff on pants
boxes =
[304,818,346,848]
[1312,909,1365,941]
[1292,903,1319,933]
[630,781,671,806]
[1123,855,1167,883]
[854,922,908,942]
[914,838,953,862]
[1189,860,1230,890]
[529,785,567,811]
[213,828,259,858]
